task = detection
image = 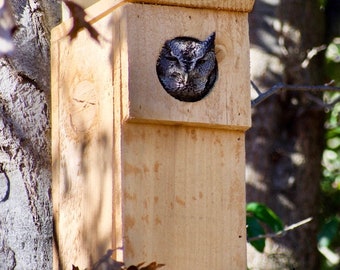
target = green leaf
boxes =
[325,42,340,64]
[318,216,340,247]
[247,216,266,252]
[246,202,284,232]
[326,127,340,140]
[325,40,340,86]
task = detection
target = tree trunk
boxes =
[0,1,60,269]
[246,0,325,269]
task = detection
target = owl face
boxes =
[156,32,218,102]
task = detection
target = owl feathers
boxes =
[156,32,218,102]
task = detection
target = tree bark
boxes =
[0,1,60,269]
[246,0,325,269]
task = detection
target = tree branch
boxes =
[251,82,340,108]
[248,217,313,242]
[301,44,327,69]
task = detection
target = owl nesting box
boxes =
[52,0,254,269]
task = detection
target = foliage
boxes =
[325,39,340,86]
[320,101,340,269]
[318,216,340,269]
[246,202,284,252]
[320,37,340,269]
[246,37,340,265]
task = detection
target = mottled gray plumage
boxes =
[156,32,218,102]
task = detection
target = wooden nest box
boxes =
[52,0,254,269]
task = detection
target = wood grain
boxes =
[52,1,251,269]
[118,123,247,268]
[52,14,114,269]
[114,4,251,130]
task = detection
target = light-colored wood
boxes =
[56,0,255,39]
[117,123,247,269]
[137,0,254,11]
[62,0,98,20]
[52,14,114,269]
[51,24,60,270]
[111,3,251,268]
[53,0,252,269]
[115,4,250,130]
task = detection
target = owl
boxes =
[156,32,218,102]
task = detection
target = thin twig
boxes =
[303,93,340,110]
[301,45,327,69]
[248,217,313,242]
[328,95,340,108]
[251,82,340,108]
[305,93,328,108]
[251,80,262,95]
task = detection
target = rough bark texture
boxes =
[0,1,60,269]
[246,0,325,269]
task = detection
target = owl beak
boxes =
[183,73,189,84]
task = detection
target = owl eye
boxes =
[197,58,207,65]
[163,50,179,62]
[165,55,178,62]
[164,51,178,62]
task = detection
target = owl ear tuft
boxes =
[202,32,216,52]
